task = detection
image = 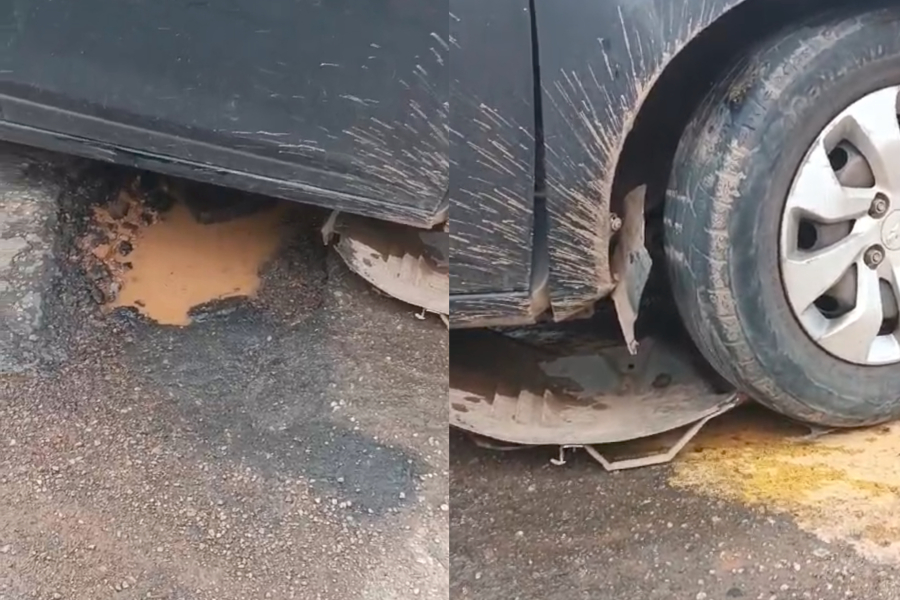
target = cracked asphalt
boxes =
[0,162,448,600]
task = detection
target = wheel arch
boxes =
[611,0,882,230]
[536,0,794,319]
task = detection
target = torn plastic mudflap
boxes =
[449,183,741,470]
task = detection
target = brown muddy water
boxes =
[85,186,289,326]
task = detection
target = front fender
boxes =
[535,0,749,318]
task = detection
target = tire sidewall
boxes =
[732,17,900,419]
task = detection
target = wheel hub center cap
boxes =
[882,210,900,251]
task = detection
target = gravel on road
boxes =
[450,422,900,600]
[0,160,448,600]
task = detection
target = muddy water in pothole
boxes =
[670,405,900,562]
[103,199,288,325]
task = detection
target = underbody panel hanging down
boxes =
[450,325,738,448]
[324,212,449,319]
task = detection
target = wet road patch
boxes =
[114,256,420,517]
[0,158,446,599]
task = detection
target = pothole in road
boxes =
[670,405,900,563]
[80,177,292,326]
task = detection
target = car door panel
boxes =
[0,0,447,224]
[449,0,536,294]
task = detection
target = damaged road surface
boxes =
[451,408,900,600]
[0,145,448,600]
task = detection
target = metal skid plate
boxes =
[450,328,737,446]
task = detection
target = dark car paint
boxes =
[0,0,447,227]
[449,0,751,327]
[449,0,536,295]
[0,0,766,327]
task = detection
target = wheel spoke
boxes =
[788,141,877,222]
[782,231,871,312]
[781,86,900,365]
[840,86,900,190]
[870,333,900,365]
[814,265,883,363]
[890,262,900,302]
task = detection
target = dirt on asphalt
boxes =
[450,405,900,600]
[0,168,448,600]
[672,405,900,564]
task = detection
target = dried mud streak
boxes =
[448,4,536,294]
[342,34,448,208]
[110,203,288,326]
[542,0,742,317]
[449,99,535,287]
[448,292,538,328]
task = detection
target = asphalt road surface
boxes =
[450,410,900,600]
[13,147,900,600]
[0,156,448,600]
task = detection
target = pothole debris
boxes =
[79,176,289,326]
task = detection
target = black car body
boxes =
[450,0,831,327]
[0,0,447,228]
[1,0,818,328]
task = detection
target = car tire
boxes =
[664,6,900,427]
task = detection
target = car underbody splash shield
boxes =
[450,325,742,466]
[323,211,449,319]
